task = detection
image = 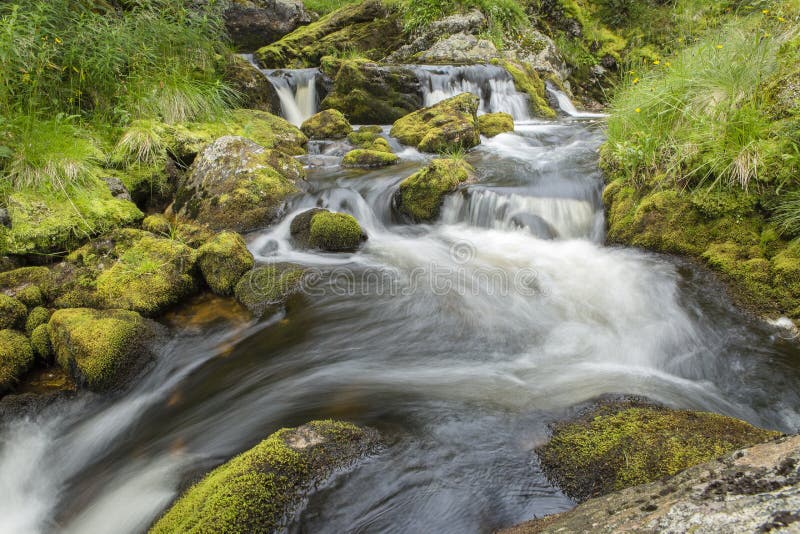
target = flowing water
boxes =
[241,54,320,126]
[2,100,800,533]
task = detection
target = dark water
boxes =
[1,119,799,534]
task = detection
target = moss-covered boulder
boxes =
[341,149,399,168]
[0,267,56,303]
[196,232,255,295]
[25,306,50,336]
[150,420,379,534]
[536,399,781,502]
[290,208,366,251]
[390,93,481,153]
[492,59,556,119]
[174,136,300,233]
[347,125,384,148]
[393,158,473,222]
[300,109,353,140]
[0,294,27,330]
[478,112,514,137]
[49,308,157,392]
[0,178,144,256]
[141,214,173,236]
[0,329,34,393]
[320,58,421,124]
[30,323,52,361]
[255,0,403,68]
[234,264,307,318]
[223,54,282,113]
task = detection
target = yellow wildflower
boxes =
[635,108,641,113]
[653,59,660,65]
[632,77,640,84]
[762,9,769,14]
[55,37,62,44]
[716,45,723,49]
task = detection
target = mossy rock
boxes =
[25,306,51,336]
[107,161,177,213]
[196,232,255,296]
[223,54,282,113]
[0,329,34,393]
[341,149,399,168]
[49,308,157,392]
[150,420,380,534]
[389,93,481,153]
[0,178,144,256]
[255,0,403,68]
[347,127,382,148]
[300,109,353,140]
[290,209,366,252]
[30,323,52,361]
[174,136,300,233]
[0,294,27,330]
[536,399,781,502]
[369,137,392,153]
[393,158,474,222]
[478,112,515,137]
[142,214,173,236]
[234,264,307,318]
[13,284,44,309]
[492,59,556,119]
[0,266,56,302]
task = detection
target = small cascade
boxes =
[240,54,320,126]
[412,65,531,121]
[440,189,602,241]
[546,82,607,119]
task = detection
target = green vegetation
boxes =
[477,112,514,136]
[25,306,51,336]
[399,0,528,35]
[395,158,473,221]
[390,93,481,153]
[196,232,255,296]
[537,401,781,501]
[30,323,52,360]
[301,109,354,139]
[342,149,399,167]
[234,264,307,318]
[0,294,27,330]
[290,209,366,251]
[305,0,360,15]
[0,329,34,392]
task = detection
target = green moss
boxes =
[309,212,365,251]
[109,162,173,210]
[347,128,381,148]
[150,420,379,534]
[301,109,353,140]
[0,267,56,298]
[0,179,144,256]
[0,295,27,330]
[369,137,392,153]
[537,401,781,501]
[477,112,515,137]
[234,264,307,318]
[14,284,44,309]
[389,93,481,153]
[492,59,556,119]
[49,308,154,391]
[142,214,173,236]
[395,158,473,222]
[196,232,255,295]
[689,189,758,219]
[25,306,51,336]
[0,329,34,393]
[30,323,52,361]
[341,149,399,168]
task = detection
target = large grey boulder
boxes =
[417,33,500,64]
[224,0,313,52]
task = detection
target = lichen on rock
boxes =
[390,93,481,153]
[393,158,474,222]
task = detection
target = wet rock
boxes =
[290,208,367,252]
[536,398,781,502]
[150,420,380,533]
[196,231,255,296]
[224,0,313,52]
[223,54,282,113]
[478,112,514,137]
[0,208,10,228]
[0,389,74,419]
[390,93,481,153]
[0,329,34,393]
[234,264,307,318]
[418,32,500,64]
[102,176,132,202]
[301,109,353,140]
[49,308,158,392]
[503,434,800,534]
[341,148,398,168]
[492,59,556,118]
[174,136,300,233]
[393,158,474,222]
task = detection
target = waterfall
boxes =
[412,65,531,121]
[546,82,607,118]
[240,54,320,126]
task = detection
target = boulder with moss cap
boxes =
[394,158,474,222]
[0,329,34,393]
[341,148,399,168]
[30,324,52,361]
[25,306,50,336]
[234,263,307,318]
[390,93,481,153]
[535,398,781,503]
[196,232,255,295]
[301,109,353,140]
[347,125,383,148]
[49,308,158,392]
[174,136,300,233]
[290,208,366,252]
[478,112,514,137]
[150,420,379,534]
[0,294,27,330]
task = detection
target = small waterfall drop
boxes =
[240,54,320,126]
[546,82,607,118]
[412,65,531,121]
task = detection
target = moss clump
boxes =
[13,284,44,309]
[390,93,481,153]
[49,308,155,391]
[394,158,473,222]
[491,59,556,119]
[30,323,52,361]
[25,306,51,336]
[301,109,353,140]
[0,329,34,393]
[0,267,55,298]
[196,232,255,295]
[142,214,173,236]
[0,178,144,256]
[234,264,307,318]
[478,112,515,137]
[347,126,382,148]
[341,149,399,168]
[537,400,781,502]
[0,295,27,330]
[290,209,366,252]
[369,137,392,153]
[150,420,379,534]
